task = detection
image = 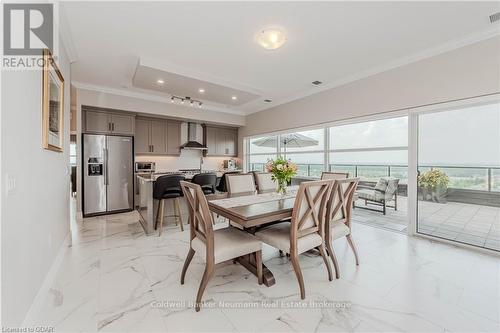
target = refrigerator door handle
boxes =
[103,148,109,185]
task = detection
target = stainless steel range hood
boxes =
[180,122,207,150]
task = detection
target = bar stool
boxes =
[191,173,217,195]
[154,174,185,236]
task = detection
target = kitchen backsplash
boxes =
[135,150,240,172]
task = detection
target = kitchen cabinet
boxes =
[166,121,181,155]
[135,118,181,155]
[151,121,167,153]
[204,126,238,157]
[205,126,217,156]
[85,111,109,133]
[84,110,135,135]
[110,114,135,135]
[135,118,151,154]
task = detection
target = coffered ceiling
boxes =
[63,1,500,115]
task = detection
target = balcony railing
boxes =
[249,163,500,193]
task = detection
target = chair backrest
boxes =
[373,177,399,198]
[226,173,256,196]
[290,179,332,252]
[254,172,276,194]
[321,172,349,180]
[191,173,217,193]
[180,181,214,257]
[325,178,359,230]
[216,171,241,192]
[383,177,399,200]
[153,174,185,200]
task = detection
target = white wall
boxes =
[1,46,71,325]
[240,36,500,146]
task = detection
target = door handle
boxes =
[108,123,111,131]
[103,148,109,185]
[112,123,115,131]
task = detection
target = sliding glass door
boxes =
[416,101,500,251]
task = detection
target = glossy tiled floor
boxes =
[29,200,500,332]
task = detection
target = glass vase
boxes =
[276,178,287,195]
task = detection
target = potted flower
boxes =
[418,169,450,203]
[265,156,298,195]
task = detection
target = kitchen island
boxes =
[136,171,234,235]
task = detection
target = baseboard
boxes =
[22,232,71,326]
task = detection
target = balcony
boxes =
[249,163,500,251]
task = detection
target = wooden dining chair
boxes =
[254,172,277,194]
[255,179,333,299]
[324,178,360,279]
[179,181,263,312]
[321,171,349,180]
[226,173,256,197]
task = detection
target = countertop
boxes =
[136,169,242,182]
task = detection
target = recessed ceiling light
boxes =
[198,88,205,93]
[157,79,164,84]
[231,96,238,101]
[256,29,287,50]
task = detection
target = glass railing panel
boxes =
[492,168,500,192]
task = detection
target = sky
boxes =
[249,102,500,167]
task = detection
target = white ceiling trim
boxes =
[242,26,500,116]
[71,81,247,116]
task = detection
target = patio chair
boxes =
[355,177,399,215]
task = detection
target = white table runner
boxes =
[210,186,299,209]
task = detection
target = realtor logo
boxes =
[3,3,53,55]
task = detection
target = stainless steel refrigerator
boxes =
[83,134,134,216]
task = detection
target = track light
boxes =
[170,95,203,109]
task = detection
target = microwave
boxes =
[135,162,155,173]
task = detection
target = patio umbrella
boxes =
[252,133,319,156]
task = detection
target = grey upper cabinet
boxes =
[205,126,217,156]
[85,111,110,133]
[150,120,167,153]
[135,118,151,154]
[166,121,181,155]
[205,126,238,157]
[135,118,180,155]
[84,110,135,135]
[110,114,135,135]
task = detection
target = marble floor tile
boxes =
[28,208,500,332]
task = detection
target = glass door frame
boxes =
[407,94,500,252]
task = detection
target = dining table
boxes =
[207,185,358,287]
[208,186,300,287]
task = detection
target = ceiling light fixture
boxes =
[231,96,238,101]
[170,95,203,109]
[157,79,165,84]
[198,88,205,93]
[256,29,287,50]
